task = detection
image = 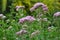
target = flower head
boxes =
[54,12,60,17]
[25,16,36,22]
[30,30,40,38]
[33,3,44,9]
[42,5,47,8]
[19,17,26,23]
[16,6,25,11]
[43,18,48,21]
[16,29,27,35]
[0,14,6,19]
[0,14,3,17]
[43,7,48,11]
[19,16,35,23]
[48,26,55,31]
[30,2,48,12]
[30,7,35,12]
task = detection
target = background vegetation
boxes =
[0,0,60,40]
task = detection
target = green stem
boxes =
[2,0,7,12]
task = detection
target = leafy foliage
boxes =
[0,0,60,40]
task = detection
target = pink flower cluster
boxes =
[30,2,48,12]
[54,12,60,17]
[19,16,35,23]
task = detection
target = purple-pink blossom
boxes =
[30,2,48,12]
[33,3,44,9]
[42,8,48,11]
[42,5,48,12]
[25,16,35,21]
[19,16,35,23]
[41,5,47,8]
[54,12,60,17]
[19,17,26,23]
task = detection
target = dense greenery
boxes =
[0,0,60,40]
